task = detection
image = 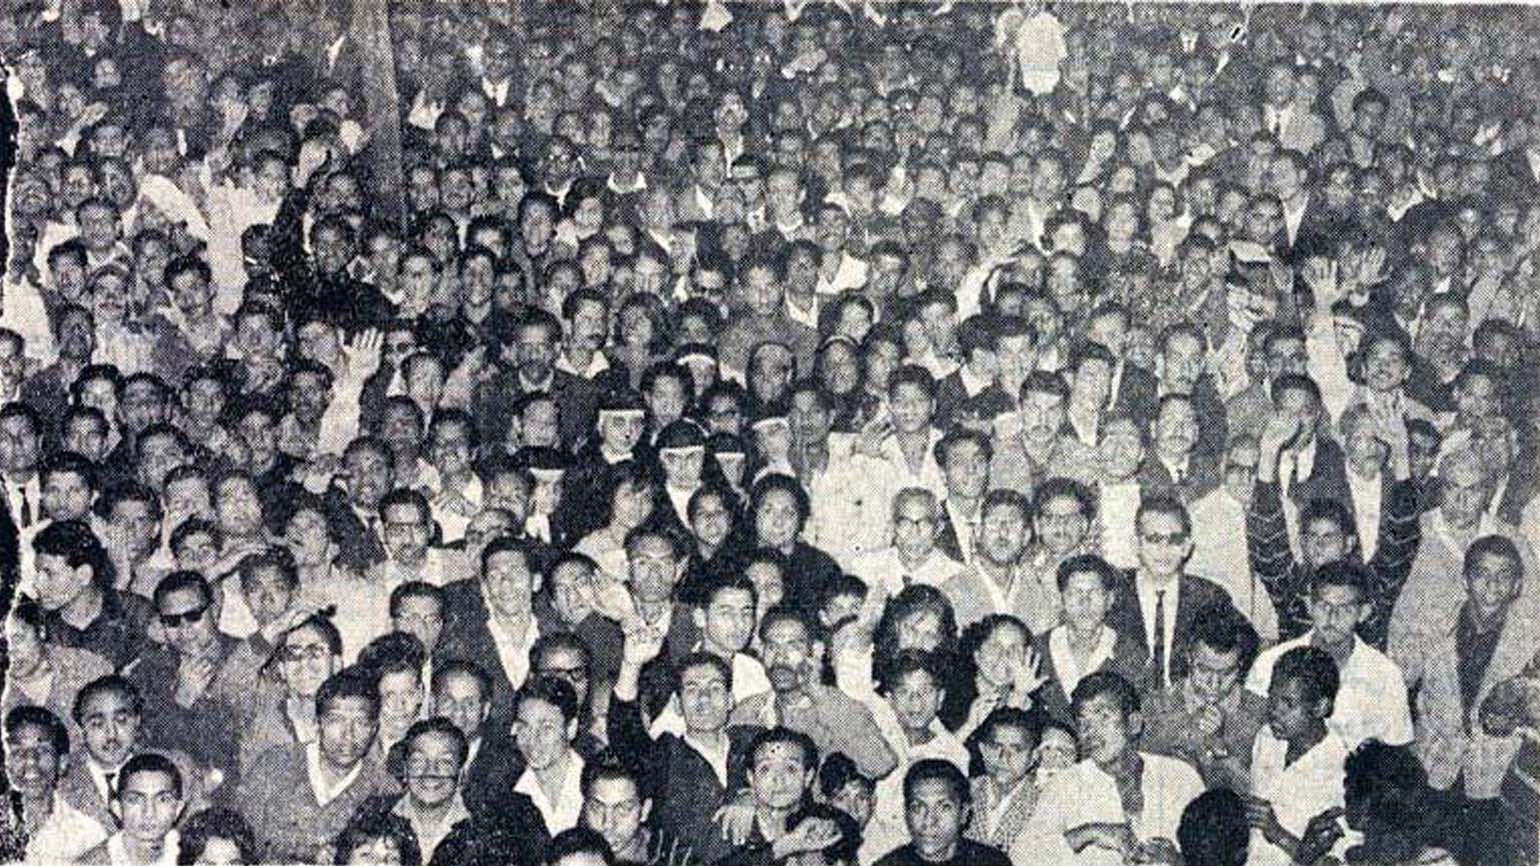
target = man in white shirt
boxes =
[513,676,587,834]
[5,705,109,863]
[1247,646,1353,866]
[852,488,965,595]
[1245,562,1413,749]
[1016,671,1204,865]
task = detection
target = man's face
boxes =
[762,617,816,694]
[117,769,182,845]
[1136,509,1192,578]
[80,689,140,767]
[318,695,378,769]
[1439,457,1492,529]
[159,585,217,657]
[0,414,39,477]
[394,594,444,654]
[907,778,966,861]
[41,470,92,522]
[5,721,63,799]
[515,697,572,771]
[433,671,489,740]
[482,549,535,619]
[890,669,944,734]
[382,502,431,564]
[1076,692,1136,769]
[1467,552,1522,621]
[516,326,559,382]
[429,420,474,480]
[942,440,989,502]
[137,433,187,493]
[112,500,161,563]
[1188,641,1243,706]
[1160,332,1205,394]
[1267,675,1322,743]
[403,730,462,809]
[1035,495,1088,556]
[750,741,811,810]
[1154,400,1199,457]
[1309,582,1366,649]
[627,536,681,605]
[345,447,393,509]
[700,587,756,656]
[1019,390,1065,446]
[978,502,1027,567]
[673,659,732,736]
[585,775,648,855]
[893,495,939,562]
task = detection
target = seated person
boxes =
[237,668,400,863]
[1139,603,1266,791]
[1016,672,1204,865]
[1034,555,1146,724]
[964,707,1045,856]
[74,753,187,865]
[873,758,1011,866]
[4,706,107,862]
[1341,741,1457,866]
[175,808,260,866]
[1246,646,1351,866]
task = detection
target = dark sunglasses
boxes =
[159,604,209,628]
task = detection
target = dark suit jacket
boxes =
[1107,571,1236,688]
[1111,362,1159,423]
[322,487,387,573]
[1136,450,1222,505]
[608,695,759,865]
[472,366,601,454]
[460,730,525,817]
[1282,435,1351,515]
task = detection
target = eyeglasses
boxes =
[1140,531,1190,546]
[281,643,332,662]
[159,604,209,628]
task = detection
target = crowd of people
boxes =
[1,0,1540,864]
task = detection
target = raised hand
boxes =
[1259,411,1303,458]
[345,328,384,380]
[621,616,667,669]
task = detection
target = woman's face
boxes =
[610,481,654,531]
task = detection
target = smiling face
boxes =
[403,728,464,809]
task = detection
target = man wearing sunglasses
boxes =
[1107,495,1238,693]
[128,570,245,796]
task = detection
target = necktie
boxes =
[103,770,116,799]
[17,486,31,528]
[1152,590,1168,689]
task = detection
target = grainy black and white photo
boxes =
[0,0,1538,863]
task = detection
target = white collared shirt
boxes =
[1049,625,1119,698]
[1283,193,1309,246]
[1346,468,1383,560]
[815,251,870,296]
[1016,753,1205,866]
[305,742,362,807]
[683,732,732,788]
[1245,632,1414,749]
[1249,729,1352,866]
[515,750,585,833]
[484,614,539,690]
